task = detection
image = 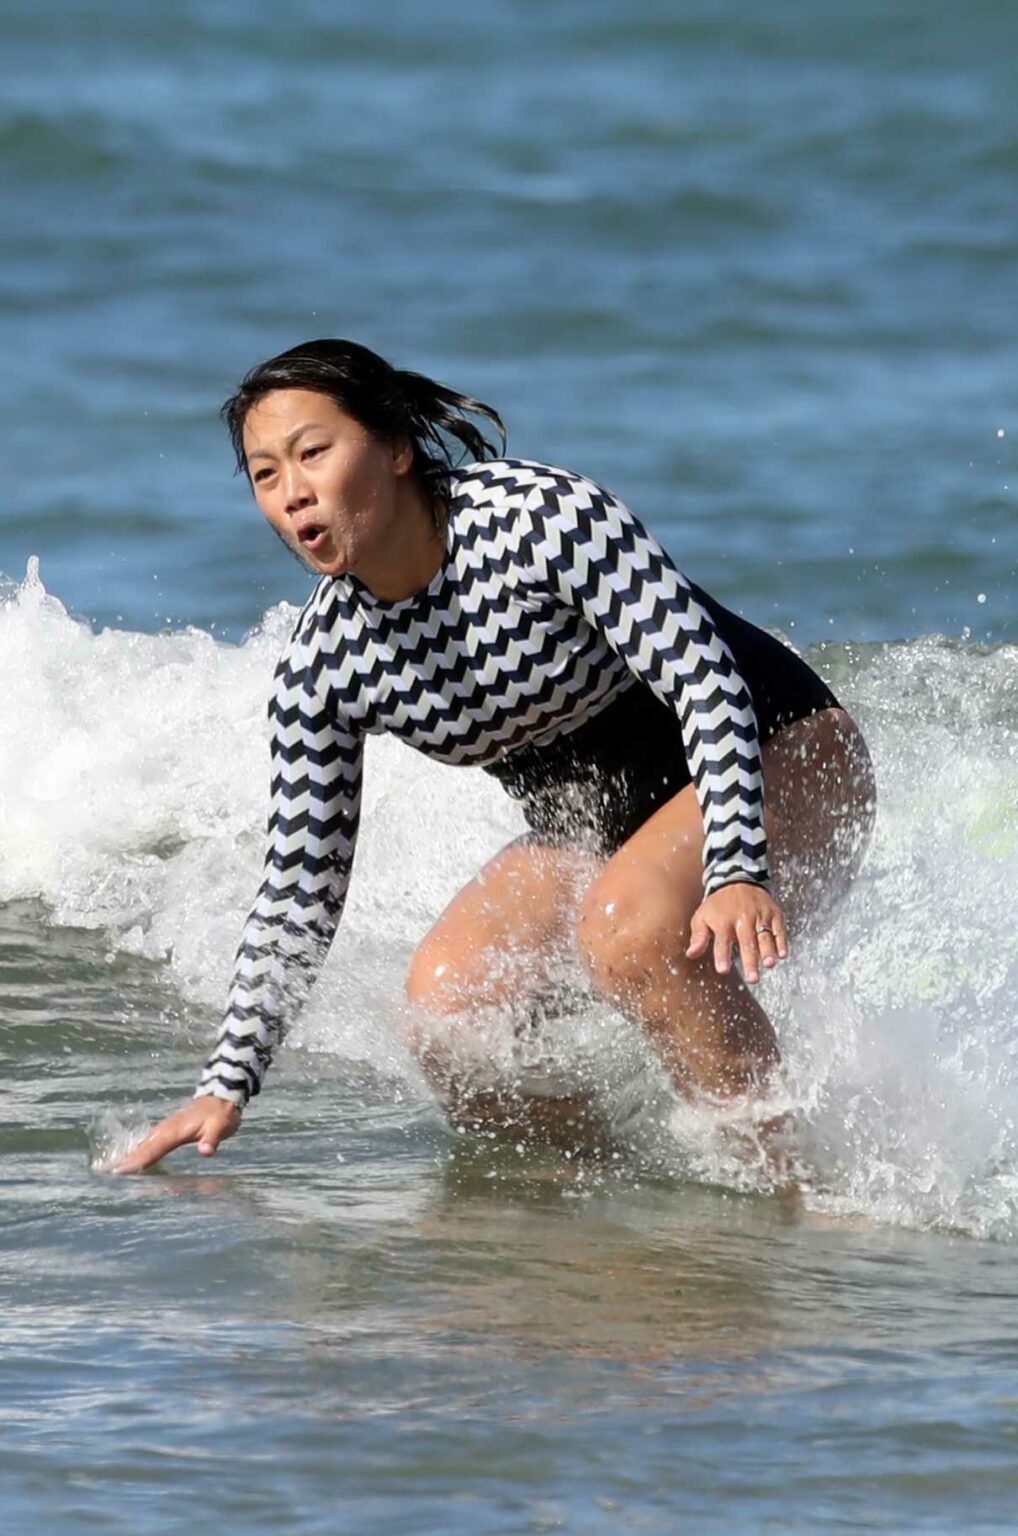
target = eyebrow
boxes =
[246,423,329,462]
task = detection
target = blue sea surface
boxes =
[1,1,1017,1531]
[4,0,1014,644]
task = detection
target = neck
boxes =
[354,477,447,602]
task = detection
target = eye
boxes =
[302,444,327,460]
[252,467,274,484]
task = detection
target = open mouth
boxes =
[297,523,328,553]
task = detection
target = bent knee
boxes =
[405,937,463,1015]
[575,870,697,992]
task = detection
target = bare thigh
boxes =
[587,705,876,943]
[407,706,875,1018]
[759,705,877,931]
[405,840,599,1018]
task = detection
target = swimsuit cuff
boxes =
[193,1080,250,1111]
[703,870,772,899]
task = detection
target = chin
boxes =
[316,555,349,578]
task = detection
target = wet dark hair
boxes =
[220,339,506,516]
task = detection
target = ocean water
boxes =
[2,0,1017,1530]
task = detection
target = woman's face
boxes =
[242,388,414,579]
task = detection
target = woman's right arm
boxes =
[115,626,363,1172]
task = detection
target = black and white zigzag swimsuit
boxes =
[197,458,840,1107]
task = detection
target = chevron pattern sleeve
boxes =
[522,469,769,896]
[195,619,363,1107]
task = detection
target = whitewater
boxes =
[6,556,1015,1239]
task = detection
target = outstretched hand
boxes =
[113,1095,242,1174]
[686,883,789,984]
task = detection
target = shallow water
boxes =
[7,903,1018,1534]
[3,0,1018,1528]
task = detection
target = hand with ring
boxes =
[686,882,789,984]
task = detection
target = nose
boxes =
[282,461,315,514]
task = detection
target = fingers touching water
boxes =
[113,1096,241,1174]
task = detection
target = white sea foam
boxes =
[4,560,1017,1237]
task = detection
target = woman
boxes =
[117,339,875,1173]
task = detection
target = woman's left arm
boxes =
[522,466,785,981]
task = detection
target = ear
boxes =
[391,436,414,476]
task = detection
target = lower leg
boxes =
[410,1009,611,1156]
[443,1086,613,1156]
[583,930,780,1100]
[404,841,607,1148]
[654,961,780,1099]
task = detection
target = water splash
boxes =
[87,1107,157,1174]
[3,561,1017,1236]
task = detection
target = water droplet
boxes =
[977,593,987,604]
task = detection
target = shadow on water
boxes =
[201,1118,975,1386]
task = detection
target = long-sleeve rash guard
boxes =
[197,459,767,1107]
